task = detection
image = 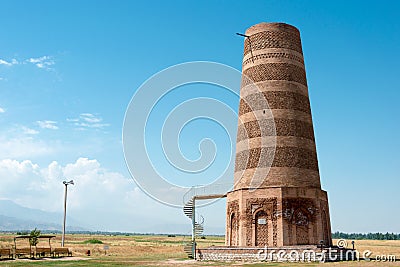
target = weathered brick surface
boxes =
[227,22,332,248]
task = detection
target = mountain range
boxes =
[0,199,88,231]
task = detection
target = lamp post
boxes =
[62,180,74,247]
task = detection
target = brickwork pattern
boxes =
[239,91,311,115]
[234,147,318,171]
[226,22,332,248]
[226,200,239,246]
[242,52,304,66]
[244,197,278,246]
[244,30,303,55]
[236,119,315,142]
[242,63,307,87]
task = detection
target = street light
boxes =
[62,180,74,247]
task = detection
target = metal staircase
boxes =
[182,185,228,259]
[183,197,204,258]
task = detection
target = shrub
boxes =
[17,231,29,235]
[83,239,103,244]
[29,228,41,247]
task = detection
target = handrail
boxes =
[183,183,232,206]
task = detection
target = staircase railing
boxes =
[182,183,231,259]
[183,183,232,207]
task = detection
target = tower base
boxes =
[226,187,332,247]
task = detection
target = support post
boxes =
[61,180,74,247]
[62,183,67,247]
[192,198,196,259]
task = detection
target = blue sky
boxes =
[0,0,399,233]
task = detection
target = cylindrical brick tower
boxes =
[226,22,332,247]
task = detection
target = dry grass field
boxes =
[0,234,399,266]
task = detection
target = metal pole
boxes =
[236,32,254,63]
[62,183,67,247]
[192,198,196,259]
[191,200,195,241]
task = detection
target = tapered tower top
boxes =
[245,22,300,35]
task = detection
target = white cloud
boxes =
[0,158,164,231]
[0,136,54,159]
[0,107,5,113]
[0,159,39,174]
[27,56,54,70]
[0,125,59,158]
[37,120,58,130]
[0,59,10,66]
[0,58,18,66]
[0,56,56,82]
[0,56,54,70]
[80,113,102,123]
[68,113,109,129]
[0,159,42,200]
[0,157,224,233]
[21,126,39,135]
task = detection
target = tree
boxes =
[29,228,41,247]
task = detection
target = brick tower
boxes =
[226,22,332,247]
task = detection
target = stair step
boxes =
[183,241,194,258]
[182,196,206,259]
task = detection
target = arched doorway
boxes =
[229,213,238,246]
[322,210,330,246]
[255,210,268,246]
[293,209,310,245]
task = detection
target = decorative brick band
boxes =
[242,52,304,66]
[237,119,315,143]
[236,136,316,154]
[239,91,311,116]
[242,63,307,87]
[234,146,319,172]
[240,80,309,98]
[244,30,303,55]
[239,109,313,125]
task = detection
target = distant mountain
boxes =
[0,214,60,231]
[0,200,88,231]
